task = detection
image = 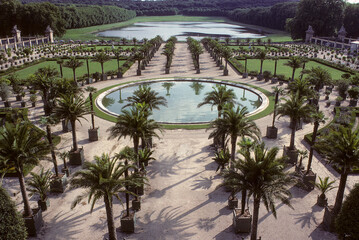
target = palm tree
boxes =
[237,142,293,240]
[63,57,83,84]
[273,57,279,76]
[270,86,284,128]
[85,86,98,130]
[306,111,326,174]
[277,92,313,150]
[306,67,332,91]
[70,153,138,240]
[315,126,359,224]
[209,106,260,166]
[287,78,314,98]
[84,56,91,83]
[256,49,267,75]
[0,122,49,217]
[92,52,111,81]
[198,85,237,119]
[108,103,161,156]
[222,47,233,76]
[124,85,167,111]
[53,94,91,152]
[284,56,304,81]
[133,51,144,76]
[56,58,64,78]
[40,116,60,177]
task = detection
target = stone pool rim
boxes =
[96,78,269,125]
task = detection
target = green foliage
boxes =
[0,186,27,240]
[287,0,345,40]
[335,183,359,239]
[212,148,230,172]
[26,167,52,201]
[314,176,336,198]
[343,4,359,38]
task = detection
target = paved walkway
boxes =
[4,42,357,240]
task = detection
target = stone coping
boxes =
[96,78,269,124]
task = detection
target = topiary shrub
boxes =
[335,183,359,239]
[0,186,27,240]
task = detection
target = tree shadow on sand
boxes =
[290,204,322,228]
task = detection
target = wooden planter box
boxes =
[302,170,316,191]
[266,126,278,139]
[349,100,357,107]
[117,72,123,78]
[16,95,22,101]
[223,69,229,76]
[4,101,11,108]
[283,146,298,164]
[37,198,50,211]
[242,73,248,78]
[228,196,238,209]
[62,120,72,133]
[21,101,26,108]
[121,212,136,233]
[69,147,84,165]
[101,74,107,81]
[165,68,170,74]
[132,198,141,211]
[271,77,278,84]
[137,184,144,196]
[50,174,68,193]
[88,127,99,141]
[137,69,141,76]
[24,208,43,237]
[233,208,252,233]
[317,195,327,207]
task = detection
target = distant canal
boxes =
[97,21,266,41]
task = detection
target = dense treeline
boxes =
[60,5,136,29]
[228,2,298,30]
[0,0,135,37]
[343,4,359,38]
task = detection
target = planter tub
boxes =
[242,73,248,78]
[132,198,141,211]
[117,72,123,78]
[37,198,50,211]
[266,126,278,139]
[4,101,11,108]
[88,127,99,141]
[101,74,107,81]
[62,120,72,133]
[233,208,252,233]
[196,69,200,74]
[349,100,357,107]
[21,101,26,108]
[137,69,141,76]
[283,146,298,164]
[228,196,238,209]
[24,208,43,237]
[69,147,84,165]
[121,212,136,233]
[50,174,68,193]
[165,68,170,74]
[31,102,36,107]
[137,184,144,196]
[223,69,229,76]
[16,95,22,101]
[302,170,316,191]
[317,195,328,207]
[323,205,336,232]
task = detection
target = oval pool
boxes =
[97,79,268,124]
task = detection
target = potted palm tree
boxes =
[266,87,284,139]
[212,148,230,172]
[85,86,99,141]
[40,116,68,193]
[277,92,313,164]
[348,87,359,107]
[0,122,49,236]
[315,176,336,207]
[26,168,52,211]
[63,57,83,85]
[70,153,142,238]
[284,56,304,81]
[138,148,155,170]
[222,47,233,76]
[92,52,111,81]
[315,126,359,231]
[30,94,37,107]
[0,80,11,108]
[53,94,91,165]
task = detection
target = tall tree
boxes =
[53,94,90,151]
[124,85,167,111]
[92,52,111,81]
[70,153,139,240]
[284,56,304,82]
[0,122,49,217]
[286,0,345,39]
[63,57,83,84]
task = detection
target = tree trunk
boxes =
[59,65,63,78]
[291,69,296,81]
[274,60,277,76]
[289,118,296,150]
[71,120,78,151]
[89,93,95,129]
[104,195,117,240]
[230,136,237,168]
[241,189,246,215]
[46,125,58,177]
[260,60,263,74]
[18,170,32,217]
[86,59,90,78]
[101,63,104,76]
[251,196,261,240]
[125,159,130,217]
[333,169,348,216]
[73,69,76,85]
[244,59,247,73]
[306,122,319,173]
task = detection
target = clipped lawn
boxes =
[228,46,280,51]
[233,58,347,81]
[10,59,126,80]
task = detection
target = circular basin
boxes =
[96,78,269,124]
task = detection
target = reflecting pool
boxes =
[100,80,264,124]
[97,22,266,41]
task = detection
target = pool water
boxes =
[102,81,263,123]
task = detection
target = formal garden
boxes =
[0,33,359,240]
